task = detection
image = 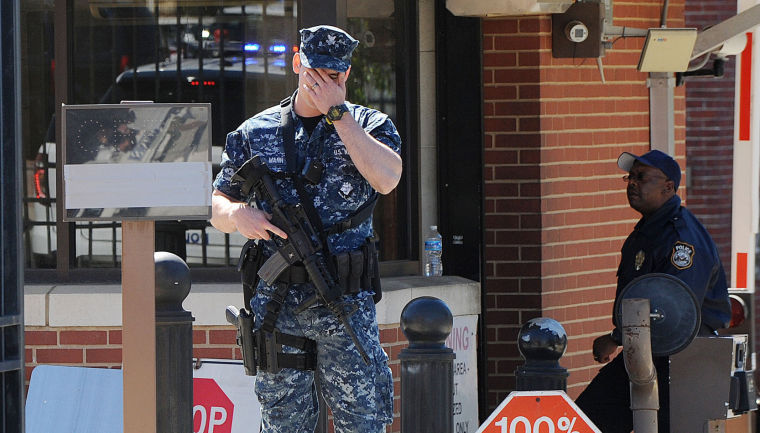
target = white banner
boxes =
[445,315,480,433]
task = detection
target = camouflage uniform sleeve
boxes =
[354,107,402,155]
[212,129,249,202]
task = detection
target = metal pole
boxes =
[514,318,569,391]
[0,1,24,431]
[155,251,195,433]
[399,296,455,433]
[621,298,658,433]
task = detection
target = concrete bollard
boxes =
[154,251,195,433]
[514,317,569,391]
[399,296,455,433]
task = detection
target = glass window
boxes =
[21,1,56,269]
[22,0,416,277]
[345,0,407,261]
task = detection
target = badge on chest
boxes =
[671,241,695,270]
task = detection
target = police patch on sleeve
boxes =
[671,241,695,270]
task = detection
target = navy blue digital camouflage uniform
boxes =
[212,25,399,433]
[576,193,731,433]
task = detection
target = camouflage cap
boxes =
[299,25,359,72]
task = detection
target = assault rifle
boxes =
[231,155,370,364]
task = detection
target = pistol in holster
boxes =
[225,305,258,376]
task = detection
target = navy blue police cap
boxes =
[299,25,359,72]
[618,149,681,190]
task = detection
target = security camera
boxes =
[715,33,747,58]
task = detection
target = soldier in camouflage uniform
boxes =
[210,25,402,433]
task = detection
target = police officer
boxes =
[210,25,402,433]
[575,149,731,433]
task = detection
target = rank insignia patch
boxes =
[671,241,695,270]
[339,182,353,199]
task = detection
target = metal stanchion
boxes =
[154,251,195,433]
[514,317,569,391]
[399,296,455,433]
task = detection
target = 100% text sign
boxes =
[476,391,601,433]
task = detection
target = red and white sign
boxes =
[476,391,600,433]
[194,378,234,433]
[192,360,261,433]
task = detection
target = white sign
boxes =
[64,162,211,209]
[193,359,261,433]
[446,314,479,433]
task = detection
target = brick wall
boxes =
[482,16,544,409]
[25,324,408,433]
[684,0,736,277]
[483,0,687,409]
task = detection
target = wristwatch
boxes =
[325,103,349,124]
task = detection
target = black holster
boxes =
[228,305,317,376]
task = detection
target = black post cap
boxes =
[400,296,453,349]
[154,251,191,311]
[517,317,567,364]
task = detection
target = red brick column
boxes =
[483,1,687,410]
[483,16,543,409]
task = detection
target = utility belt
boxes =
[238,235,382,305]
[232,236,381,374]
[268,238,382,302]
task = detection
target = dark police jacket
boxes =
[611,195,731,343]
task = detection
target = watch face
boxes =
[328,104,347,121]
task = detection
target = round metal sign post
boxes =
[613,273,701,356]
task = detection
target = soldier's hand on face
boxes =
[302,68,347,114]
[231,204,287,241]
[592,334,619,364]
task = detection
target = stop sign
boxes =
[194,378,234,433]
[476,391,600,433]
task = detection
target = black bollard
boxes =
[399,296,455,433]
[155,251,195,433]
[514,317,569,391]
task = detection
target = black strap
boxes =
[279,96,336,284]
[261,283,290,334]
[276,352,317,370]
[324,194,378,236]
[280,95,300,175]
[273,330,317,370]
[280,96,328,238]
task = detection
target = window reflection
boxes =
[21,0,412,272]
[346,0,402,261]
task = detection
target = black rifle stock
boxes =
[232,156,370,364]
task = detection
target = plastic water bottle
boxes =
[424,225,443,277]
